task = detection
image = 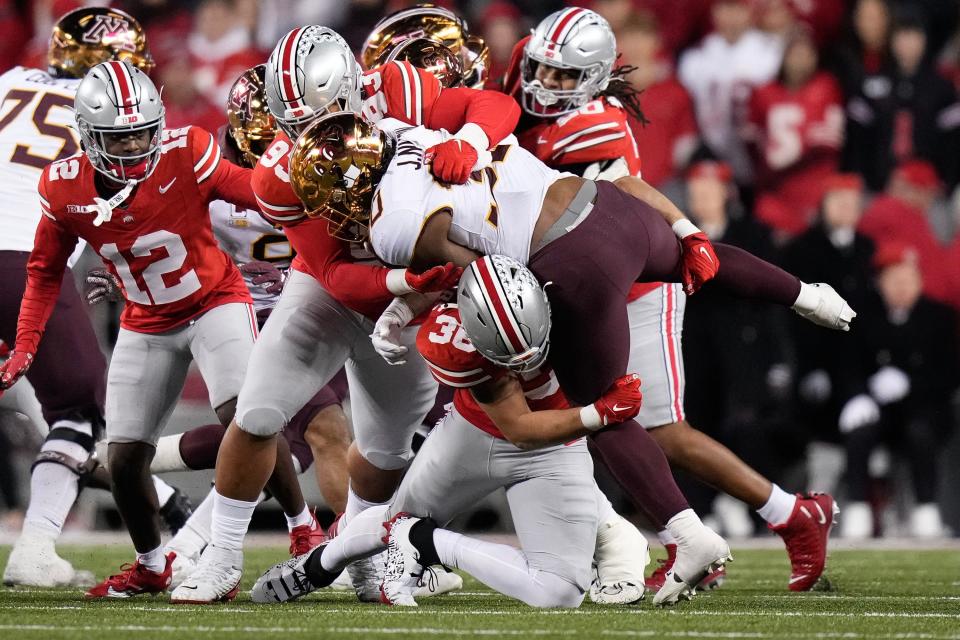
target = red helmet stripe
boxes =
[278,27,305,109]
[105,61,137,116]
[547,8,585,45]
[473,257,528,354]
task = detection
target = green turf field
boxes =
[1,545,958,639]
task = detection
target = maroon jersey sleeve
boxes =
[416,306,501,388]
[189,126,257,211]
[16,177,79,353]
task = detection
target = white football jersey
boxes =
[0,67,81,252]
[209,200,292,312]
[370,134,567,267]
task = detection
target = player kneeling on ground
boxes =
[252,256,646,607]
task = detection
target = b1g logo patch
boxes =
[82,15,136,52]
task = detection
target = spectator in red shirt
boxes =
[859,159,952,304]
[479,1,524,91]
[188,0,264,108]
[618,12,699,189]
[747,27,845,240]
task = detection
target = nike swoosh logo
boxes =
[612,403,631,412]
[789,575,808,584]
[699,246,714,263]
[159,177,177,194]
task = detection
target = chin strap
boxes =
[85,180,137,227]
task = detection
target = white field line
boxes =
[0,604,957,619]
[0,625,958,640]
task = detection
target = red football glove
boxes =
[388,263,464,295]
[240,260,285,295]
[428,139,479,184]
[0,350,34,394]
[581,374,643,429]
[680,232,719,295]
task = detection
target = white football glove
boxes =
[792,282,856,331]
[838,394,880,433]
[582,157,631,181]
[371,297,415,366]
[868,366,911,405]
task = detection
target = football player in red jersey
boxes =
[175,25,516,603]
[0,7,160,589]
[250,256,647,608]
[2,60,262,600]
[508,9,841,595]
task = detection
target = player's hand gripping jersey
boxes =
[21,127,255,352]
[416,304,568,440]
[0,67,81,253]
[370,135,568,267]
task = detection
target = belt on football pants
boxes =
[533,179,598,254]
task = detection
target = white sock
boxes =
[210,490,257,552]
[136,544,166,573]
[756,485,797,527]
[152,476,175,506]
[665,509,707,546]
[285,505,313,532]
[166,488,214,556]
[321,504,389,573]
[657,529,677,546]
[343,485,382,525]
[22,428,90,539]
[151,433,187,473]
[433,528,584,608]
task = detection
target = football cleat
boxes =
[167,546,201,590]
[414,565,463,598]
[590,513,649,605]
[347,553,385,603]
[379,513,424,607]
[653,527,731,606]
[771,492,838,591]
[289,509,326,557]
[170,545,242,604]
[251,543,329,604]
[327,569,354,591]
[696,565,727,591]
[85,553,174,599]
[159,487,194,535]
[645,543,677,592]
[3,535,95,588]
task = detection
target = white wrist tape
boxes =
[792,281,819,313]
[454,122,490,154]
[386,269,413,296]
[671,219,701,240]
[579,404,604,431]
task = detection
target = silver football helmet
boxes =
[457,255,551,373]
[74,60,164,183]
[264,26,361,140]
[521,8,616,117]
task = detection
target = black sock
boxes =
[408,518,442,567]
[305,545,339,588]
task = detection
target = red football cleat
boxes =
[645,543,677,591]
[771,492,838,591]
[289,509,326,557]
[85,552,174,599]
[697,565,727,591]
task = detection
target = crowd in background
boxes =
[2,0,960,538]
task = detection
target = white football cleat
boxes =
[251,545,326,604]
[166,545,201,590]
[415,565,463,598]
[3,535,94,588]
[380,513,424,607]
[590,513,648,605]
[347,552,385,603]
[170,545,242,604]
[653,525,731,606]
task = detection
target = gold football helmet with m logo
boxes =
[48,7,154,79]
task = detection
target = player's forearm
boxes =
[15,270,63,353]
[712,243,801,307]
[321,262,394,309]
[432,88,521,148]
[613,176,687,226]
[498,408,591,450]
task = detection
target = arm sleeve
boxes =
[426,87,521,149]
[191,126,258,211]
[283,217,394,312]
[16,201,77,354]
